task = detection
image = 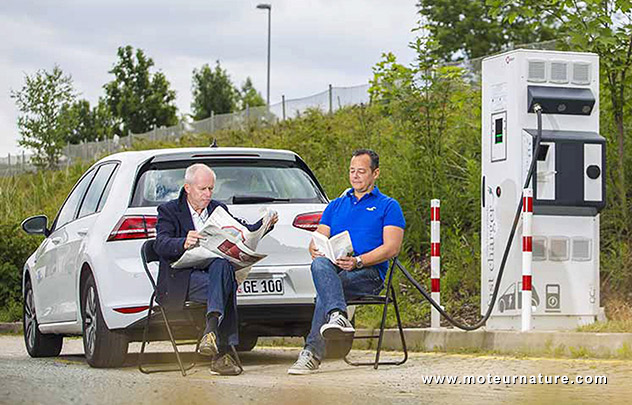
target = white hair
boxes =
[184,163,216,184]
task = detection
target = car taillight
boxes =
[113,305,150,314]
[292,212,322,232]
[107,215,157,241]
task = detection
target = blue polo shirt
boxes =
[320,186,405,279]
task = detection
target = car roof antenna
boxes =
[210,138,218,148]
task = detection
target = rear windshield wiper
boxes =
[231,195,291,204]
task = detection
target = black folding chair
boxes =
[344,258,408,369]
[137,239,205,376]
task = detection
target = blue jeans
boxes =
[187,258,239,347]
[305,256,384,360]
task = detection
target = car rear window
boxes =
[130,160,326,207]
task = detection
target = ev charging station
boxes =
[481,49,606,330]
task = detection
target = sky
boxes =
[0,0,419,156]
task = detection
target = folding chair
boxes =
[137,239,205,376]
[344,257,408,369]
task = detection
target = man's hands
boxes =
[309,240,358,271]
[267,211,279,232]
[336,256,357,271]
[184,231,205,250]
[308,240,324,260]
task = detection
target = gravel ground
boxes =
[0,335,630,404]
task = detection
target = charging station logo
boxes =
[485,186,498,309]
[486,186,497,273]
[498,282,540,313]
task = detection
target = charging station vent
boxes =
[550,61,569,83]
[572,238,592,261]
[549,237,570,261]
[527,60,546,82]
[572,62,591,85]
[533,237,547,261]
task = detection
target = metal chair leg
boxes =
[343,259,407,369]
[373,285,392,369]
[138,301,197,376]
[391,286,408,365]
[159,309,187,376]
[230,345,244,373]
[138,293,156,374]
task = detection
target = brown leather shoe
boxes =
[198,332,218,357]
[210,353,242,376]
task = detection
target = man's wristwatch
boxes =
[355,255,364,269]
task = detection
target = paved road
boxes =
[0,335,630,404]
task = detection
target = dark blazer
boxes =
[154,188,262,310]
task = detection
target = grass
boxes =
[578,320,632,333]
[577,296,632,333]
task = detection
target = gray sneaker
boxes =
[198,332,219,357]
[320,311,355,340]
[288,349,320,375]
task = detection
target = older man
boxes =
[288,149,405,375]
[154,163,276,376]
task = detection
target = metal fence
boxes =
[0,83,371,177]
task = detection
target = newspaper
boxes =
[311,230,354,263]
[172,206,276,284]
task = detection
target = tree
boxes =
[10,65,76,168]
[61,99,115,144]
[490,0,632,231]
[238,77,266,110]
[191,61,238,119]
[104,45,178,136]
[417,0,558,61]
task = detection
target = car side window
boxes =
[54,169,96,230]
[78,163,117,219]
[96,164,118,212]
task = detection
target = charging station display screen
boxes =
[495,118,504,144]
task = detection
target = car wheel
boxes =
[23,279,63,357]
[81,274,128,368]
[235,334,258,352]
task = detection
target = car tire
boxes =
[235,334,258,352]
[23,278,63,357]
[81,274,128,368]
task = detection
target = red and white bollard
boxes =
[430,199,441,329]
[522,188,533,332]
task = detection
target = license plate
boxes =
[238,278,284,296]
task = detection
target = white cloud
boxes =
[0,0,418,155]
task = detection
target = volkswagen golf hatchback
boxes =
[21,147,328,367]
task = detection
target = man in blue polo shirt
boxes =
[288,149,405,375]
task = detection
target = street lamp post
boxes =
[256,3,271,106]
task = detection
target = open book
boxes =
[311,230,354,263]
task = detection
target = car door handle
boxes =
[50,237,62,245]
[77,228,89,237]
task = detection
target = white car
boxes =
[21,147,331,367]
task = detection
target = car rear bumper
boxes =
[97,238,316,330]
